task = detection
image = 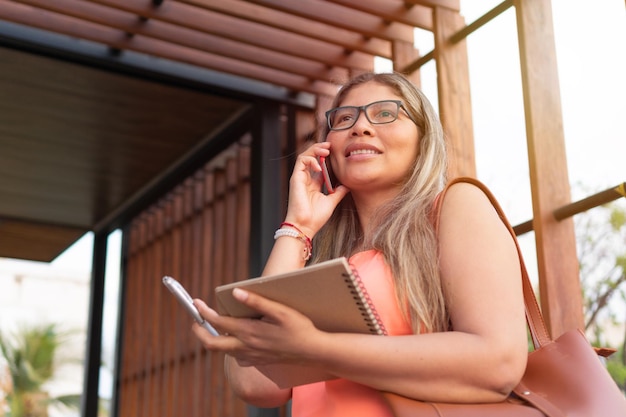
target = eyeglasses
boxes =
[325,100,414,131]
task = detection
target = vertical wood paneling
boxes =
[211,167,227,417]
[150,205,165,417]
[191,173,205,417]
[233,145,251,416]
[160,197,175,417]
[118,139,252,417]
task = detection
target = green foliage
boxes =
[575,196,626,390]
[1,325,59,392]
[577,202,626,328]
[605,343,626,392]
[607,357,626,391]
[609,207,626,230]
[0,323,80,417]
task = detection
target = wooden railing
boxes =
[513,183,626,236]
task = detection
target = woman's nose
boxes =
[350,111,373,135]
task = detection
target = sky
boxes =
[421,0,625,216]
[1,0,625,402]
[463,0,626,326]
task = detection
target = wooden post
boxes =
[514,0,584,337]
[432,7,476,179]
[392,40,422,88]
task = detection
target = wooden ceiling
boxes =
[0,0,461,95]
[0,0,461,261]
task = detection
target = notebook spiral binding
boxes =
[343,265,388,336]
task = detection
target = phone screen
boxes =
[319,156,336,194]
[162,276,219,336]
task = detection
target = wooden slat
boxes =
[200,168,216,417]
[514,0,583,337]
[179,0,392,57]
[181,178,196,353]
[139,214,151,417]
[142,211,157,417]
[222,156,240,416]
[151,206,166,417]
[224,157,238,284]
[164,192,179,417]
[190,173,205,417]
[406,0,460,11]
[212,167,227,417]
[233,144,252,415]
[432,7,475,178]
[246,0,416,43]
[159,197,174,417]
[177,179,195,417]
[330,0,433,30]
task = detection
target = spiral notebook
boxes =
[215,257,387,387]
[215,257,386,335]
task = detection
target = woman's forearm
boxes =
[224,355,291,408]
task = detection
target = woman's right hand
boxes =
[283,142,350,238]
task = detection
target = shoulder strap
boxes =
[433,177,552,348]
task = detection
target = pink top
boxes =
[291,250,414,417]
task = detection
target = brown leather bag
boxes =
[382,177,626,417]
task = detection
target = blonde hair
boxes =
[312,72,449,333]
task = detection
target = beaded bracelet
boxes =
[274,222,312,261]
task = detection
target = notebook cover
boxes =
[214,257,386,388]
[215,257,384,335]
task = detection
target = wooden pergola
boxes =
[0,1,623,416]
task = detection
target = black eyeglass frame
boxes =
[325,99,416,131]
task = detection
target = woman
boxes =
[192,72,528,416]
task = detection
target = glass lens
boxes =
[328,106,359,130]
[365,101,399,124]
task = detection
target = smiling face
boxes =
[326,82,420,196]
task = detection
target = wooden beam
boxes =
[180,0,392,57]
[514,0,584,337]
[553,183,626,220]
[15,0,349,84]
[449,0,514,44]
[405,0,460,12]
[329,0,433,31]
[400,50,434,75]
[392,40,422,88]
[513,183,626,236]
[433,7,475,178]
[0,0,343,96]
[24,0,376,72]
[245,0,416,43]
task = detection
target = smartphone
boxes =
[319,155,337,194]
[162,276,219,336]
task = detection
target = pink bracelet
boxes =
[275,222,312,261]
